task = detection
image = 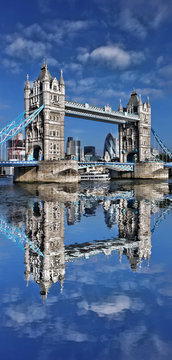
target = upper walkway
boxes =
[65,100,140,124]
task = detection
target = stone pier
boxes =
[110,162,169,180]
[14,160,79,183]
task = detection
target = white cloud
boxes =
[158,64,172,78]
[120,71,138,82]
[2,20,93,71]
[2,58,21,74]
[5,37,50,60]
[46,56,59,67]
[115,10,147,39]
[156,56,164,67]
[78,45,145,69]
[136,87,163,98]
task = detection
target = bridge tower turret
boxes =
[24,74,31,156]
[118,90,151,162]
[25,60,65,161]
[24,74,31,117]
[42,63,51,161]
[137,95,151,162]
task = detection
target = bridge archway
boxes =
[33,146,42,160]
[127,152,136,163]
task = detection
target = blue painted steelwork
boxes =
[151,127,172,160]
[0,217,44,257]
[164,162,172,168]
[0,111,25,136]
[0,160,38,167]
[78,161,134,172]
[79,190,134,201]
[151,204,172,233]
[0,105,44,145]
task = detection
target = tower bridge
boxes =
[23,60,151,163]
[0,59,171,180]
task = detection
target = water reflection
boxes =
[0,181,171,299]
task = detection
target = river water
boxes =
[0,178,172,360]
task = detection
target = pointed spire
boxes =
[25,74,30,90]
[138,94,142,106]
[41,57,46,69]
[147,96,151,108]
[118,98,123,112]
[60,69,65,85]
[43,63,49,81]
[24,270,30,286]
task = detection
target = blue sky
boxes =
[0,0,172,153]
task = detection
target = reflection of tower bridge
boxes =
[0,188,171,298]
[0,190,172,298]
[0,60,171,180]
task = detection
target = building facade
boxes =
[118,90,151,162]
[84,146,95,157]
[7,132,25,161]
[24,60,65,161]
[66,137,82,161]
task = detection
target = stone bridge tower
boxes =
[118,90,151,162]
[24,60,65,161]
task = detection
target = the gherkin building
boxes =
[104,133,119,161]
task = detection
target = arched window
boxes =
[34,127,38,139]
[128,138,132,147]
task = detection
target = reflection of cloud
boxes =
[6,304,47,326]
[78,296,144,317]
[158,286,172,297]
[4,302,91,342]
[2,288,21,304]
[152,334,171,356]
[118,325,147,354]
[89,296,131,316]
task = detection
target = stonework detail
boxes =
[24,60,65,161]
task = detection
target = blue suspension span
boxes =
[0,105,44,145]
[0,111,25,136]
[0,217,44,257]
[151,127,172,160]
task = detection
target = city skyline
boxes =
[0,0,172,151]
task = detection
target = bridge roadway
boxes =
[78,161,134,171]
[65,100,140,124]
[0,160,172,170]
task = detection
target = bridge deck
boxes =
[0,161,38,167]
[0,160,171,170]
